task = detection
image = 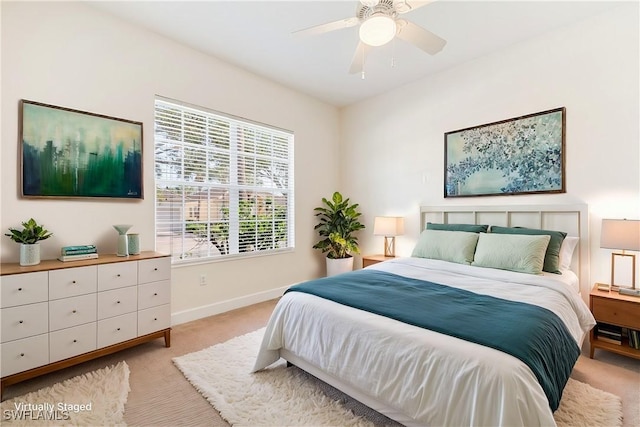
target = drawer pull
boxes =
[116,301,121,304]
[154,268,158,271]
[20,353,25,357]
[117,274,121,277]
[117,328,121,331]
[18,287,23,291]
[154,317,158,321]
[153,292,158,296]
[72,280,77,284]
[73,339,77,343]
[72,310,77,314]
[19,320,23,324]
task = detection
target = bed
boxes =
[253,205,596,426]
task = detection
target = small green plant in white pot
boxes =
[5,218,53,266]
[313,191,365,276]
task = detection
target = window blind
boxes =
[154,98,294,263]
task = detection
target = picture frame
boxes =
[444,107,565,198]
[20,100,143,199]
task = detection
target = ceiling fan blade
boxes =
[293,17,359,37]
[395,0,437,14]
[396,20,446,55]
[349,42,372,74]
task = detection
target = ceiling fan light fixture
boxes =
[359,14,397,47]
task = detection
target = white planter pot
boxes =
[326,257,353,277]
[20,243,41,266]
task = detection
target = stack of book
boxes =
[628,329,640,350]
[58,245,98,262]
[596,323,622,345]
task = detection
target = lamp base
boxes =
[383,236,396,258]
[619,287,640,297]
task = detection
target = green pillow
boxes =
[490,226,567,274]
[472,233,551,275]
[426,222,489,233]
[412,230,479,265]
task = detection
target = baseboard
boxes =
[170,285,290,326]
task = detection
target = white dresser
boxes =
[0,252,170,397]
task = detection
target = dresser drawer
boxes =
[0,333,49,377]
[1,272,48,308]
[138,257,170,284]
[138,280,171,310]
[98,262,138,291]
[49,293,97,332]
[97,286,137,320]
[97,312,137,348]
[138,304,170,336]
[1,302,48,343]
[49,322,96,363]
[592,296,640,329]
[49,266,97,300]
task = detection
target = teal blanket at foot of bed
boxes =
[286,269,580,411]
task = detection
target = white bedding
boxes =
[253,257,596,427]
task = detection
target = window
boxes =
[154,97,294,263]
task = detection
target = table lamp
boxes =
[373,216,404,257]
[600,218,640,296]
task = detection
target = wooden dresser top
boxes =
[1,251,169,276]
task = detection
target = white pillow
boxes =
[411,230,479,265]
[472,233,551,274]
[559,236,579,271]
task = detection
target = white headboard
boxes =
[419,204,589,297]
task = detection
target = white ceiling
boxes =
[88,1,623,107]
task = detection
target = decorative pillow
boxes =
[472,233,551,275]
[411,230,479,265]
[559,236,579,271]
[426,222,489,233]
[489,226,567,274]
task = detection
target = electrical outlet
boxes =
[199,274,207,286]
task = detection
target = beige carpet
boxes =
[2,300,637,427]
[174,328,623,427]
[1,361,130,426]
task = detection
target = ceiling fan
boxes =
[293,0,446,76]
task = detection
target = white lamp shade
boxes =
[359,14,397,47]
[601,219,640,251]
[373,217,405,237]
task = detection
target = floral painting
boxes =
[445,107,565,197]
[20,100,143,199]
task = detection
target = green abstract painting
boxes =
[20,100,143,199]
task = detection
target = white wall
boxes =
[1,2,340,321]
[3,2,637,320]
[341,4,640,298]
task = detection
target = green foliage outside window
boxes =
[185,199,287,256]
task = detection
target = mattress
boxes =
[253,257,596,426]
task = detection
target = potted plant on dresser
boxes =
[5,218,53,266]
[313,191,365,276]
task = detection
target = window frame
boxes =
[154,97,295,264]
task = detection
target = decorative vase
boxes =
[113,224,132,256]
[20,243,40,266]
[127,233,140,255]
[326,256,354,277]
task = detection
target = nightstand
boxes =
[589,284,640,360]
[362,255,395,268]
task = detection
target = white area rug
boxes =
[1,361,130,426]
[173,328,623,427]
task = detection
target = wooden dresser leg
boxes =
[164,329,171,348]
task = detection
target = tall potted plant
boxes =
[313,191,365,276]
[5,218,53,266]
